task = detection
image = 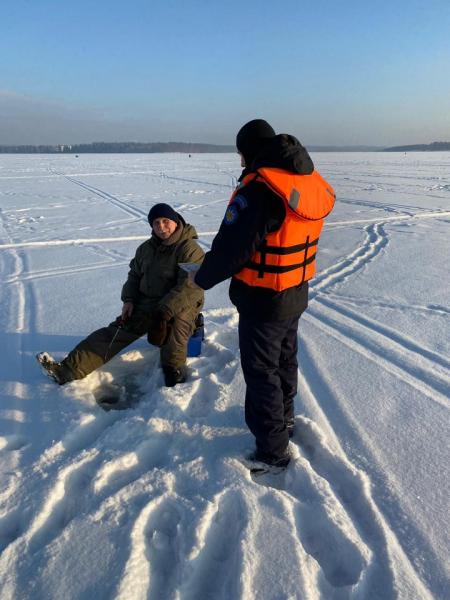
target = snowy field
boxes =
[0,152,449,600]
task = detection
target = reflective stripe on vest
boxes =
[231,168,335,292]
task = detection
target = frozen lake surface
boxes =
[0,152,449,599]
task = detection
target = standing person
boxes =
[37,203,204,388]
[193,119,335,471]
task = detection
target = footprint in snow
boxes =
[92,435,169,498]
[26,454,98,554]
[143,498,184,600]
[181,490,247,600]
[293,417,398,598]
[289,467,367,588]
[0,510,22,554]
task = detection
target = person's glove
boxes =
[121,301,134,321]
[147,309,173,347]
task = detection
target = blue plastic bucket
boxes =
[187,328,203,357]
[187,315,204,357]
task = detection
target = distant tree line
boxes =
[2,141,449,154]
[0,142,235,154]
[384,141,450,152]
[0,145,67,153]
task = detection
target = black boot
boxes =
[248,447,291,468]
[246,446,291,475]
[36,352,73,385]
[162,366,187,387]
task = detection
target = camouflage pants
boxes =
[60,310,195,381]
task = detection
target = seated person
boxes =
[37,203,204,387]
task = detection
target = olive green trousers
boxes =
[60,311,195,381]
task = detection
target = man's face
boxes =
[152,217,178,239]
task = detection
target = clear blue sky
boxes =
[1,0,449,146]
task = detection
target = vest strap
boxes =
[244,252,316,274]
[258,239,268,279]
[301,236,310,284]
[263,237,319,255]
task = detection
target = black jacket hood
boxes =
[247,134,314,176]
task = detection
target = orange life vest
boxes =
[230,167,335,292]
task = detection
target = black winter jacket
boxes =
[195,135,314,321]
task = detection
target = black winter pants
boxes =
[238,314,300,459]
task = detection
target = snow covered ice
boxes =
[0,152,449,599]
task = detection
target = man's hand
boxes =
[121,302,134,321]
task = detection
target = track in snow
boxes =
[1,158,448,599]
[307,299,449,408]
[51,169,149,222]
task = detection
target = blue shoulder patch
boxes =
[223,204,239,225]
[223,194,248,225]
[233,194,248,210]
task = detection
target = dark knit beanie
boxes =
[236,119,276,165]
[147,203,180,226]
